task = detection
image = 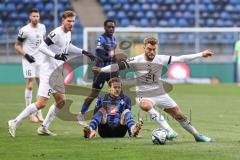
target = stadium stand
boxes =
[0,0,239,56]
[97,0,240,44]
[0,0,82,45]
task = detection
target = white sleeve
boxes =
[170,52,203,64]
[68,43,83,54]
[17,28,27,42]
[38,42,56,57]
[100,64,119,73]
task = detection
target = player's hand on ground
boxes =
[54,53,68,61]
[201,49,215,57]
[92,66,101,73]
[24,53,35,63]
[82,50,95,61]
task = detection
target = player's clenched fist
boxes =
[92,66,101,73]
[54,53,68,61]
[201,49,214,57]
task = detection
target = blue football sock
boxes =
[89,111,103,130]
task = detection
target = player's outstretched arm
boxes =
[68,43,95,61]
[170,49,214,64]
[92,60,130,73]
[38,42,67,61]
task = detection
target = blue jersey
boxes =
[95,93,131,125]
[95,33,117,67]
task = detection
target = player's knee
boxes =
[120,109,131,125]
[35,100,47,109]
[139,100,153,112]
[26,84,33,90]
[56,99,66,109]
[122,109,131,116]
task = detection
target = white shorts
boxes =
[22,59,40,78]
[136,94,177,109]
[37,68,65,98]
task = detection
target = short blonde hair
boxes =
[144,37,158,45]
[62,10,76,19]
[108,77,122,87]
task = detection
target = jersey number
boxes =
[48,89,53,96]
[26,70,32,77]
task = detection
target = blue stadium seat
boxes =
[146,11,155,19]
[6,3,16,11]
[136,11,144,18]
[132,3,141,11]
[131,19,139,26]
[142,3,151,11]
[117,11,126,19]
[123,4,131,11]
[45,3,54,11]
[107,11,116,19]
[103,4,112,12]
[120,18,130,27]
[140,18,149,27]
[158,20,168,27]
[168,18,177,27]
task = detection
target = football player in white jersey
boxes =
[92,37,214,142]
[15,8,45,122]
[8,10,95,137]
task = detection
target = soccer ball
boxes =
[151,128,167,145]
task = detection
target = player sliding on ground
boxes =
[92,37,214,142]
[8,10,95,137]
[83,77,142,139]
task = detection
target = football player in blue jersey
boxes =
[78,19,120,121]
[83,77,142,138]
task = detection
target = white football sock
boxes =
[15,103,38,125]
[25,88,32,107]
[148,108,173,131]
[179,120,199,137]
[42,104,59,129]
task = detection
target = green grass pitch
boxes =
[0,84,240,160]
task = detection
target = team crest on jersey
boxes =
[120,99,125,105]
[126,57,134,62]
[97,39,102,48]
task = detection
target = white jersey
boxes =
[41,26,71,76]
[17,23,46,64]
[126,54,171,97]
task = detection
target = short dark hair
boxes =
[108,77,122,87]
[29,8,39,14]
[104,19,116,27]
[62,10,76,19]
[144,37,158,45]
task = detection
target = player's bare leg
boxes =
[38,93,65,136]
[139,98,177,140]
[164,106,211,142]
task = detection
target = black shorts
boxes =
[98,123,128,138]
[92,72,119,89]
